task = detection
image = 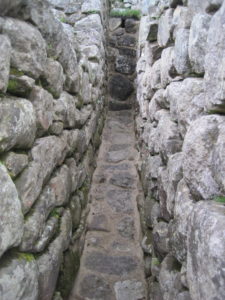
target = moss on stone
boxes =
[152,257,160,266]
[7,79,19,94]
[10,68,25,77]
[18,252,35,262]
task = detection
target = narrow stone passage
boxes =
[69,109,147,300]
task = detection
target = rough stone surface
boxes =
[157,8,174,48]
[174,28,191,75]
[187,202,225,300]
[114,280,146,300]
[0,18,47,78]
[1,152,28,178]
[0,253,39,300]
[43,58,65,98]
[20,165,71,252]
[15,136,67,213]
[37,210,72,300]
[0,35,11,92]
[0,97,36,153]
[204,1,225,110]
[29,86,54,136]
[0,164,24,258]
[189,13,211,75]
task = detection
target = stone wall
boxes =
[108,13,139,110]
[0,0,109,299]
[136,1,225,299]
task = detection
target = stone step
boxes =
[69,110,147,300]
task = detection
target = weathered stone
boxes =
[1,152,28,178]
[159,254,183,300]
[174,28,191,75]
[0,0,23,16]
[150,42,163,64]
[114,280,146,300]
[148,280,163,300]
[154,89,169,110]
[80,274,113,300]
[49,122,64,136]
[0,97,36,153]
[43,58,65,98]
[109,17,122,31]
[166,152,183,216]
[37,209,72,300]
[0,164,24,258]
[85,252,138,275]
[172,180,194,262]
[117,216,135,239]
[109,172,135,189]
[15,136,67,213]
[187,202,225,300]
[155,110,182,161]
[118,35,136,47]
[145,198,161,228]
[182,115,222,200]
[0,18,47,79]
[204,1,225,111]
[188,0,223,14]
[0,252,38,300]
[150,59,162,90]
[88,214,109,232]
[157,8,174,48]
[7,75,35,98]
[115,55,136,74]
[33,216,59,252]
[106,189,133,213]
[148,96,162,122]
[177,291,192,300]
[109,74,134,101]
[160,47,178,88]
[0,35,11,92]
[20,165,71,252]
[53,92,80,129]
[25,0,79,93]
[166,78,204,137]
[69,195,82,230]
[125,18,139,33]
[172,6,192,38]
[153,222,170,259]
[30,86,54,136]
[189,13,211,75]
[81,0,101,13]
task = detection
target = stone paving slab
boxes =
[69,110,147,300]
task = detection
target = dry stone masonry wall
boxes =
[0,0,108,299]
[136,0,225,299]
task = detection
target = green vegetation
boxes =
[10,68,24,77]
[152,257,160,266]
[7,79,19,93]
[59,17,68,24]
[18,252,35,262]
[214,196,225,203]
[110,9,141,19]
[50,208,61,219]
[84,10,100,15]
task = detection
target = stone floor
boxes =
[69,110,147,300]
